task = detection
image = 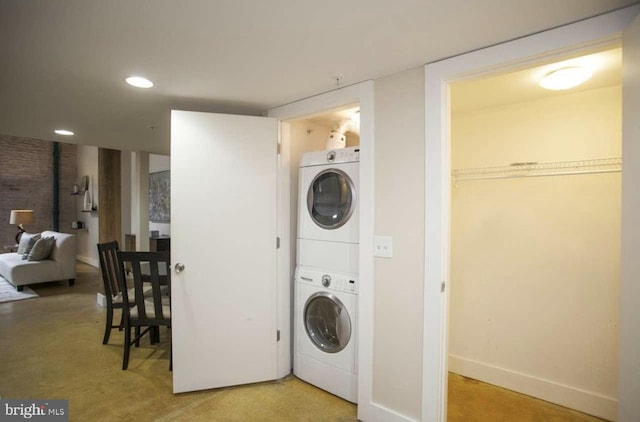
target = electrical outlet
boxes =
[374,236,393,258]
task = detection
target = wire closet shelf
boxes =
[452,157,622,182]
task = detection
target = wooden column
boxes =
[98,148,121,244]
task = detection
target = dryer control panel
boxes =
[296,267,358,294]
[299,146,360,167]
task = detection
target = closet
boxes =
[448,48,621,420]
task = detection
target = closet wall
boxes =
[450,85,621,418]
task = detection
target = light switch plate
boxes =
[374,236,393,258]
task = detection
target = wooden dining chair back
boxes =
[117,250,171,370]
[97,241,127,344]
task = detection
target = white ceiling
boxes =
[0,1,636,155]
[451,47,622,113]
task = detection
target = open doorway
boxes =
[422,6,639,422]
[448,47,621,420]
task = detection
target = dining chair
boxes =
[117,250,172,371]
[98,241,160,345]
[97,241,128,344]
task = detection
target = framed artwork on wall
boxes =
[149,170,170,222]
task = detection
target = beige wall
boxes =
[450,86,621,416]
[76,145,99,266]
[452,87,621,168]
[373,67,425,419]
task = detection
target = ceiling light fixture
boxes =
[54,129,74,136]
[125,76,154,88]
[539,66,592,90]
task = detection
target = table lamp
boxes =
[9,209,35,244]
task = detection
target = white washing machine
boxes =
[298,147,359,273]
[294,266,358,403]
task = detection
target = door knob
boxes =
[175,263,185,273]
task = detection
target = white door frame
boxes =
[422,5,640,422]
[268,81,378,420]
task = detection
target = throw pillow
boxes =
[21,234,41,260]
[27,236,55,261]
[17,232,41,255]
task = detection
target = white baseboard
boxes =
[358,402,418,422]
[449,355,617,421]
[76,255,99,267]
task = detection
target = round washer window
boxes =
[304,292,351,353]
[307,169,355,230]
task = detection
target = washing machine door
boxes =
[307,168,355,230]
[304,292,351,353]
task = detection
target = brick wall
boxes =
[0,135,77,247]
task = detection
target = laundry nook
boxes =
[294,143,360,402]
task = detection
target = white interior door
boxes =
[170,110,279,393]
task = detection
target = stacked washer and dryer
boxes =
[295,146,359,403]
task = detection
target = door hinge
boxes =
[277,143,281,155]
[441,281,446,293]
[277,330,281,342]
[276,237,280,249]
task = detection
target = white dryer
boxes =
[294,266,358,403]
[298,147,359,244]
[298,147,359,273]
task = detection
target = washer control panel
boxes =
[296,268,358,294]
[330,274,357,294]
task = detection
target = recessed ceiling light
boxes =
[125,76,154,88]
[54,129,74,136]
[539,67,592,90]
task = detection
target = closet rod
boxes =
[452,157,621,182]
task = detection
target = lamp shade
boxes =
[9,210,35,225]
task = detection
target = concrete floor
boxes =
[0,262,606,421]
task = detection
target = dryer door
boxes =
[304,292,351,353]
[307,169,355,229]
